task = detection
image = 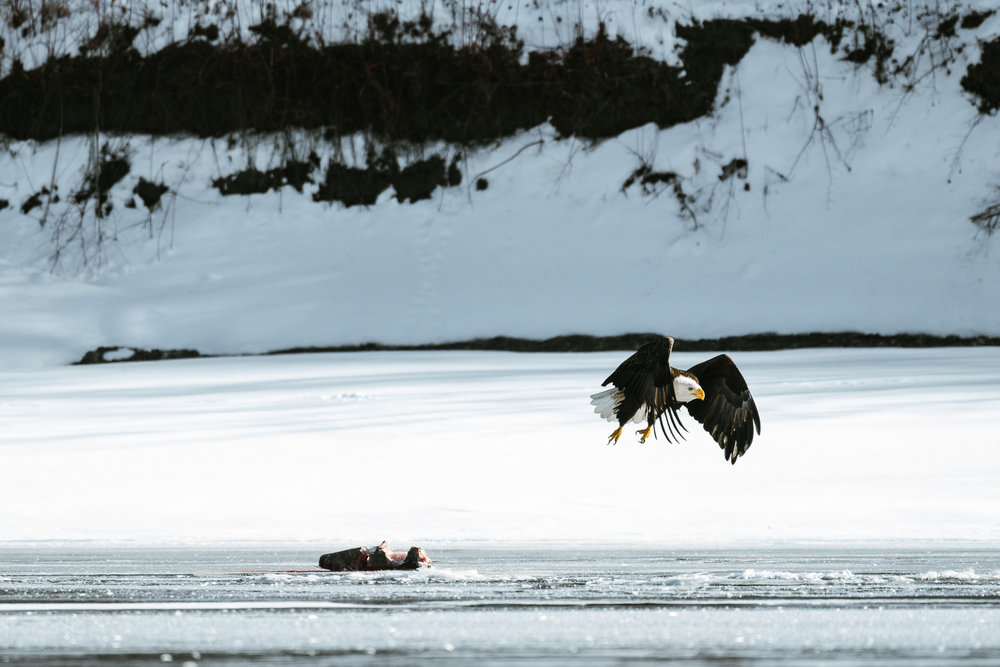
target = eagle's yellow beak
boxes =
[695,387,706,401]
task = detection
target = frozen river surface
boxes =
[1,544,999,665]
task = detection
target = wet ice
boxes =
[1,545,999,664]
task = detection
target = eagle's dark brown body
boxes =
[591,336,761,464]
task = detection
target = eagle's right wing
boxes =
[684,354,761,464]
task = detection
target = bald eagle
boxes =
[590,336,761,464]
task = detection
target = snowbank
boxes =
[1,1,999,370]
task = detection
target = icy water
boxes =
[1,544,999,665]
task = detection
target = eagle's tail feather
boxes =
[589,388,623,422]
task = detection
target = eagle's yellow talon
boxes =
[607,426,623,445]
[637,426,652,443]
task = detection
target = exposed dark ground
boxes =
[75,331,1000,364]
[0,15,845,142]
[2,8,997,212]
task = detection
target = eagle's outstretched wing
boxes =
[683,354,761,464]
[601,337,687,442]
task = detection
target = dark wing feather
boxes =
[683,354,761,464]
[602,337,686,443]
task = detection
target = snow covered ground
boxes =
[1,1,999,369]
[2,348,997,545]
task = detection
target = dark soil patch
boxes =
[0,14,845,144]
[213,169,277,196]
[20,191,43,214]
[962,37,1000,114]
[960,10,994,30]
[394,155,454,202]
[79,21,140,57]
[0,198,8,211]
[719,158,748,181]
[213,156,318,196]
[313,163,392,207]
[74,144,130,217]
[671,331,1000,351]
[74,346,203,364]
[20,186,57,216]
[133,178,169,210]
[313,151,457,206]
[843,28,894,83]
[623,165,678,192]
[74,331,998,365]
[673,16,846,118]
[745,15,846,48]
[190,23,220,41]
[935,14,961,39]
[266,331,1000,355]
[622,164,696,217]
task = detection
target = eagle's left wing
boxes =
[601,337,687,442]
[684,354,761,464]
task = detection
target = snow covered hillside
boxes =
[1,0,999,370]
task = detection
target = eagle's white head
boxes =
[674,374,706,403]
